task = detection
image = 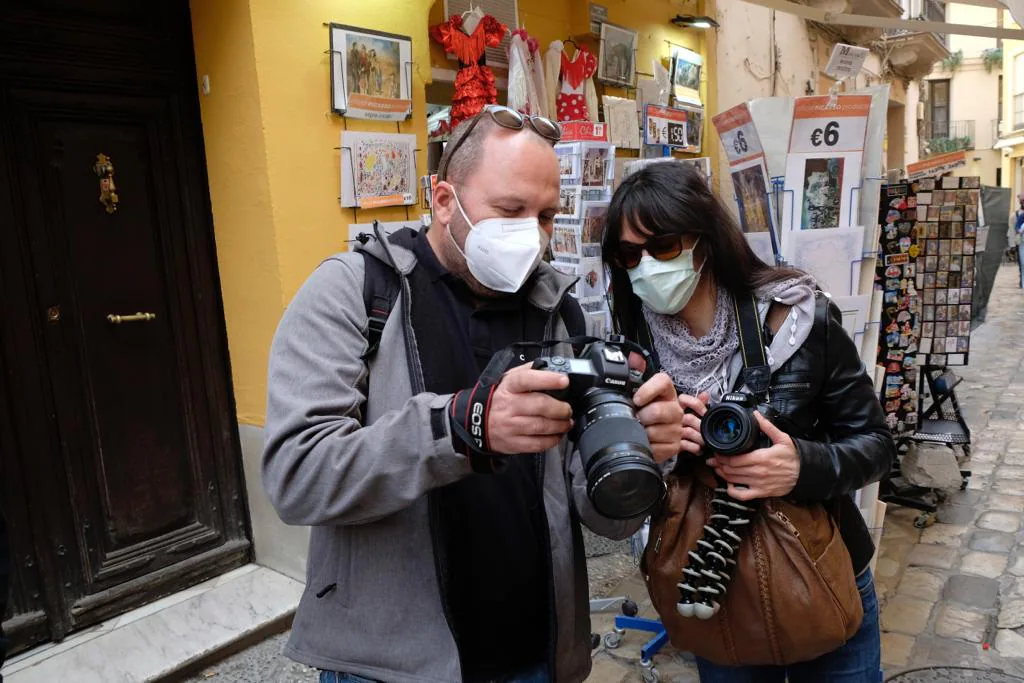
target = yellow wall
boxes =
[192,0,432,425]
[190,0,284,425]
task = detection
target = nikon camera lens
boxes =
[576,390,664,520]
[701,401,760,456]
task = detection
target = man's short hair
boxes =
[438,114,499,186]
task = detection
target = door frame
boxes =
[0,1,251,650]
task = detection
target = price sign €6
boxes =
[790,95,870,155]
[720,122,763,164]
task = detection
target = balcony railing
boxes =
[885,0,947,45]
[920,120,975,157]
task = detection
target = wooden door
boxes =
[0,0,250,652]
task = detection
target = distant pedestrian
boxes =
[1015,193,1024,288]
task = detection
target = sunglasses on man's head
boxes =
[613,235,686,270]
[437,105,562,182]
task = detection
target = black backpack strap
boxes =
[558,294,587,338]
[733,293,771,399]
[359,250,400,361]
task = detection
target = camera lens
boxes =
[576,391,663,520]
[702,403,757,456]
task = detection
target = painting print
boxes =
[800,157,844,230]
[331,24,412,120]
[581,145,613,186]
[670,45,703,106]
[556,143,581,181]
[557,186,583,220]
[581,202,609,243]
[598,23,637,87]
[733,162,773,234]
[340,131,416,208]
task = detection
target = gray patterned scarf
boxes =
[644,276,816,399]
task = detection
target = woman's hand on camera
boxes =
[678,392,709,456]
[486,363,575,455]
[705,411,800,501]
[633,372,685,464]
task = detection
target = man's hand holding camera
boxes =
[486,363,683,464]
[705,412,800,501]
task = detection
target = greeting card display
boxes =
[340,131,417,208]
[712,102,779,264]
[913,176,979,367]
[784,95,870,231]
[876,183,920,433]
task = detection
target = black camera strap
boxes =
[733,293,771,400]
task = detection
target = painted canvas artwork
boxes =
[340,131,416,207]
[800,157,845,229]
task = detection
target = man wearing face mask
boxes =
[263,105,684,683]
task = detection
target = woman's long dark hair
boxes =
[601,161,805,342]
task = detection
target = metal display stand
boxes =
[880,365,972,527]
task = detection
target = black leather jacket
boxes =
[642,291,896,573]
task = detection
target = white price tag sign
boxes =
[788,95,870,155]
[712,103,764,166]
[824,44,869,80]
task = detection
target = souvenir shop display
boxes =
[330,24,413,121]
[597,22,637,88]
[557,43,598,122]
[551,141,616,336]
[876,182,920,433]
[430,11,508,129]
[340,131,417,208]
[783,95,871,231]
[914,176,980,367]
[669,44,702,106]
[711,102,779,264]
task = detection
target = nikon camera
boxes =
[700,392,778,456]
[532,335,663,520]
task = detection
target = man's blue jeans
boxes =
[694,569,882,683]
[320,662,549,683]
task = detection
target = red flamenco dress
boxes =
[430,14,508,129]
[556,46,597,122]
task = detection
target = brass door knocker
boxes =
[94,153,119,214]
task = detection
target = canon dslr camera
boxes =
[700,392,778,456]
[532,334,663,520]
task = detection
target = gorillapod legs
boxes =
[676,478,758,620]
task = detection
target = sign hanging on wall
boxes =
[330,24,413,121]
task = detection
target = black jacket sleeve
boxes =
[789,299,896,501]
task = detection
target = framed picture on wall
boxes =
[598,22,637,88]
[330,23,413,121]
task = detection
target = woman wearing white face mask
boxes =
[601,162,894,683]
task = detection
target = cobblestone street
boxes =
[188,265,1024,682]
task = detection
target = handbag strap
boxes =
[733,293,771,400]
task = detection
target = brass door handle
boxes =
[107,312,157,324]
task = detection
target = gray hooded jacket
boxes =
[262,233,645,683]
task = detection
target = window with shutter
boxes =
[443,0,520,69]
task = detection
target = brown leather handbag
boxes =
[640,294,863,667]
